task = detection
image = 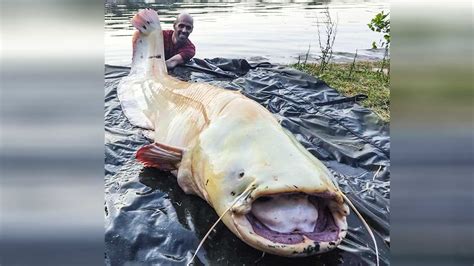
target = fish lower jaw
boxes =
[230,193,348,257]
[232,213,347,257]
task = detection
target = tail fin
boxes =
[117,9,167,131]
[130,8,167,77]
[131,8,161,36]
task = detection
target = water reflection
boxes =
[105,0,389,65]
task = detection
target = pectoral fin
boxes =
[136,142,183,170]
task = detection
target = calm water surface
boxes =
[105,0,389,66]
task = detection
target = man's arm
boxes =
[166,54,184,69]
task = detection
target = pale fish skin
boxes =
[118,9,349,257]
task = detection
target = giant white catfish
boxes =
[118,9,350,257]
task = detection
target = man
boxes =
[163,13,195,69]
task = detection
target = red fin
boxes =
[136,142,183,170]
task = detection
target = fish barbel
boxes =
[117,9,350,257]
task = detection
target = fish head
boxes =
[190,98,349,257]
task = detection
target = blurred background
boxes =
[1,0,105,265]
[390,0,473,265]
[1,0,473,265]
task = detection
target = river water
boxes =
[105,0,389,66]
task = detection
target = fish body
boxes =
[118,9,349,257]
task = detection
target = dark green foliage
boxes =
[368,11,390,49]
[368,11,390,76]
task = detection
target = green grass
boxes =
[292,61,390,122]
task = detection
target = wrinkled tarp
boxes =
[105,58,390,266]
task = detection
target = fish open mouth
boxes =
[244,193,340,245]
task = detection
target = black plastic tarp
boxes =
[105,58,390,265]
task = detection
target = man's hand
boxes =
[166,54,185,70]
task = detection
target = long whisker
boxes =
[340,193,379,266]
[187,182,256,265]
[372,165,382,181]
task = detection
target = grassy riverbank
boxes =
[292,60,390,122]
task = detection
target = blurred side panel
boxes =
[391,0,473,265]
[1,0,105,265]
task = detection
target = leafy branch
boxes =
[368,11,390,49]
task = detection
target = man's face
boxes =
[173,18,193,44]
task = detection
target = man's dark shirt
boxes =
[162,30,196,62]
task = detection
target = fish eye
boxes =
[239,172,245,178]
